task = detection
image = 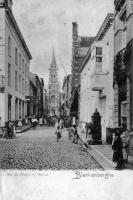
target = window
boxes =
[15,71,18,90]
[96,47,102,63]
[25,64,27,77]
[19,75,21,92]
[22,78,24,93]
[25,81,27,94]
[96,47,102,55]
[19,54,21,70]
[19,99,21,119]
[15,47,18,65]
[27,67,29,78]
[8,37,11,57]
[8,63,11,86]
[22,59,24,73]
[96,57,102,63]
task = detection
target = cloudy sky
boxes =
[12,0,114,86]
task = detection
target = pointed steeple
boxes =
[51,48,56,67]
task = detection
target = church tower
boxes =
[48,48,60,117]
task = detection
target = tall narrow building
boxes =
[48,48,60,117]
[0,0,32,126]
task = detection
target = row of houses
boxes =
[0,1,48,126]
[64,0,133,155]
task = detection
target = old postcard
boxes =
[0,0,133,199]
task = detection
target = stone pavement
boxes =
[0,127,102,170]
[78,131,133,170]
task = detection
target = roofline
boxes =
[6,9,32,60]
[79,13,114,73]
[95,13,114,41]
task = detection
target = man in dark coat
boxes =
[112,127,123,170]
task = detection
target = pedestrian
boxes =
[18,118,22,127]
[8,122,14,139]
[39,116,43,127]
[59,119,64,130]
[112,127,123,170]
[55,119,59,129]
[25,116,28,125]
[55,126,62,142]
[86,122,93,145]
[3,122,10,139]
[12,122,16,138]
[32,116,38,129]
[121,123,130,164]
[67,127,73,140]
[72,125,79,144]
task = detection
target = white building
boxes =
[0,1,32,126]
[79,14,114,142]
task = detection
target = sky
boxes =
[12,0,114,87]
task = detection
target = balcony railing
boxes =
[114,48,126,73]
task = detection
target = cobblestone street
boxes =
[0,127,102,170]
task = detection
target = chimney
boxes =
[72,22,78,37]
[3,0,13,10]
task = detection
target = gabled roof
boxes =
[95,13,114,41]
[79,13,114,73]
[6,9,32,60]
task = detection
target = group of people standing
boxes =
[112,123,130,170]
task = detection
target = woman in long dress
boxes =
[121,123,130,163]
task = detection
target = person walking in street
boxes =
[39,116,43,127]
[112,127,123,170]
[121,123,130,164]
[55,119,59,129]
[55,126,62,142]
[72,125,79,144]
[32,116,38,130]
[59,119,64,130]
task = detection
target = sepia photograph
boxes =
[0,0,133,199]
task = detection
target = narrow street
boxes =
[0,127,102,170]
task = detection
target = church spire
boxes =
[51,48,56,67]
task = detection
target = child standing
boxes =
[112,127,123,170]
